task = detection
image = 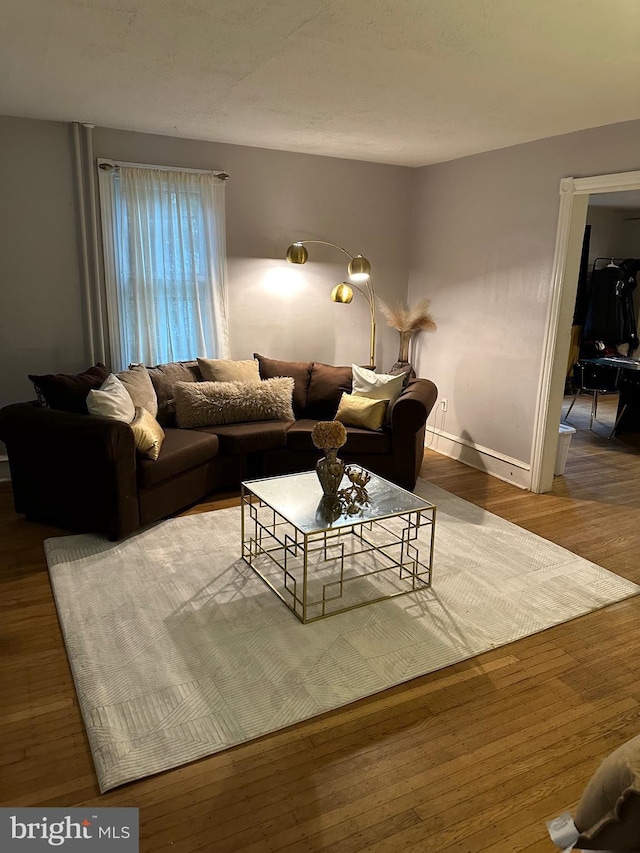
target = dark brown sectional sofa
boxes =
[0,355,438,540]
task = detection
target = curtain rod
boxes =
[97,158,229,180]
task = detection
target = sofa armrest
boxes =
[389,378,438,489]
[391,378,438,433]
[0,402,140,539]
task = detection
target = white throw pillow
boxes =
[351,364,405,406]
[86,374,136,423]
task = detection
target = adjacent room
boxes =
[2,2,640,852]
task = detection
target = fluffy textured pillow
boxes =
[116,364,158,417]
[572,733,640,850]
[129,407,165,460]
[86,374,136,423]
[28,363,109,413]
[335,393,388,431]
[174,378,295,428]
[197,357,260,384]
[352,364,405,406]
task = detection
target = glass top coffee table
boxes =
[241,467,436,623]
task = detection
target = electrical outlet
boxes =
[441,398,448,412]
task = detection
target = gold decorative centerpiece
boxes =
[312,420,347,497]
[315,465,372,525]
[378,298,437,377]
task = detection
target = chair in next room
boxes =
[563,360,626,439]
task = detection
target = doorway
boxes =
[530,170,640,493]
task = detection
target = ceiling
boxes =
[3,0,640,167]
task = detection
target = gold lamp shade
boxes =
[347,254,371,282]
[286,243,308,264]
[330,283,354,304]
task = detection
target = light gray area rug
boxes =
[45,480,639,792]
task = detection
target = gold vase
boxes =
[316,448,345,497]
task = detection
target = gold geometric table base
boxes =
[241,485,436,624]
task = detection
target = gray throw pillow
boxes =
[116,364,158,418]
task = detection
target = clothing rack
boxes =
[591,257,626,274]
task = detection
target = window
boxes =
[98,163,229,369]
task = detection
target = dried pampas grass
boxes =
[378,298,437,333]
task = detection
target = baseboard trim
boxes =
[426,428,531,490]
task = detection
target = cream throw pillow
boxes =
[174,378,295,428]
[351,364,404,406]
[572,732,640,850]
[130,407,165,460]
[335,393,388,431]
[116,364,158,417]
[86,374,135,423]
[197,357,260,384]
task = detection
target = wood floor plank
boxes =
[2,403,640,852]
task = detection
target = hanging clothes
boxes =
[567,225,591,379]
[619,258,640,354]
[583,258,639,355]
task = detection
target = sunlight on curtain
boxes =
[98,165,229,369]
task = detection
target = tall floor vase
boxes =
[389,330,416,378]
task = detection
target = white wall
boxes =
[409,117,640,483]
[0,117,87,411]
[585,206,629,266]
[92,128,413,371]
[7,111,640,488]
[0,117,413,459]
[617,218,640,259]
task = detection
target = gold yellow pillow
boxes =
[335,393,388,431]
[130,407,165,460]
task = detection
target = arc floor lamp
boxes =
[285,240,376,368]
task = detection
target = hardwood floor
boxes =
[2,403,639,852]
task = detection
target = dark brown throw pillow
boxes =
[305,362,353,420]
[254,353,313,418]
[28,363,109,414]
[144,360,203,426]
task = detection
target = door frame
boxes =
[530,168,640,493]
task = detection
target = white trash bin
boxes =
[554,424,576,476]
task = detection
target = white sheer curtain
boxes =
[98,164,229,370]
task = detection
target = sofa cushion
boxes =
[174,378,295,428]
[137,427,219,488]
[254,353,312,417]
[28,363,109,414]
[116,364,158,417]
[286,419,390,455]
[305,362,353,420]
[87,374,136,423]
[194,420,292,455]
[352,364,405,404]
[197,357,260,384]
[336,393,388,431]
[130,407,165,461]
[145,360,202,427]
